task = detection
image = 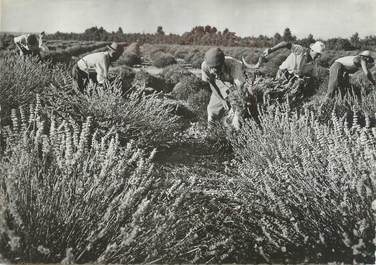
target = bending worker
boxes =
[71,42,124,92]
[263,40,325,80]
[201,47,260,130]
[14,31,49,57]
[326,50,375,98]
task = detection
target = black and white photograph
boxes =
[1,0,376,263]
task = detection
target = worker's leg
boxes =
[326,62,343,99]
[341,72,351,98]
[231,109,241,130]
[88,73,98,87]
[71,64,86,92]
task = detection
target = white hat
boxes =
[360,50,372,57]
[310,41,325,54]
[359,50,374,63]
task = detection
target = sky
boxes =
[1,0,375,39]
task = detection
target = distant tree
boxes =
[202,33,211,45]
[283,28,295,42]
[84,26,96,34]
[326,38,355,50]
[350,32,360,49]
[274,33,282,42]
[117,27,124,34]
[157,26,165,35]
[307,34,314,43]
[362,35,376,48]
[298,33,315,47]
[192,26,205,35]
[41,24,341,48]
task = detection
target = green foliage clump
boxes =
[118,52,141,67]
[125,42,141,56]
[151,51,177,68]
[184,48,206,68]
[230,104,376,263]
[0,55,65,118]
[0,34,15,50]
[171,76,211,119]
[117,42,142,67]
[43,78,183,148]
[142,43,177,68]
[160,64,193,89]
[132,70,168,92]
[109,65,136,93]
[0,106,193,263]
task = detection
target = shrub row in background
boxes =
[42,42,111,65]
[116,42,142,67]
[112,64,211,120]
[141,44,374,78]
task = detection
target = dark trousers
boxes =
[327,62,350,98]
[71,64,97,92]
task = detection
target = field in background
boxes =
[3,37,374,71]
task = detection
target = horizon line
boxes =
[1,28,374,41]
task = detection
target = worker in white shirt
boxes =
[263,40,325,80]
[14,31,49,58]
[71,42,124,92]
[38,31,49,52]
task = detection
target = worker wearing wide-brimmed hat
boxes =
[263,40,325,80]
[72,42,124,92]
[201,47,260,130]
[325,50,376,98]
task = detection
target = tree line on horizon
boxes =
[1,25,376,50]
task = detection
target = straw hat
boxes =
[107,42,124,55]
